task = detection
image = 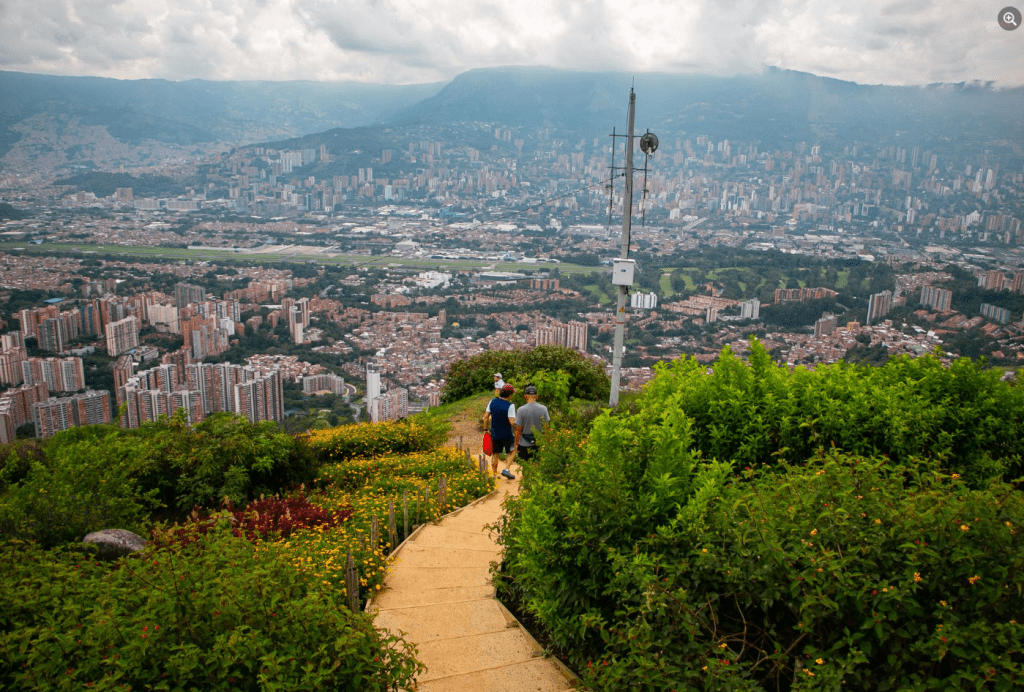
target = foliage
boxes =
[0,530,423,691]
[522,455,1024,691]
[281,447,495,602]
[76,413,315,514]
[441,345,610,404]
[163,493,354,544]
[304,417,448,463]
[497,343,1024,690]
[0,429,157,548]
[643,339,1024,483]
[0,413,318,546]
[506,369,571,412]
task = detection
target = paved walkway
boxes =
[368,464,577,692]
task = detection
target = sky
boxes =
[0,0,1021,86]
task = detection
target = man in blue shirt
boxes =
[483,383,516,478]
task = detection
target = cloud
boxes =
[0,0,1019,86]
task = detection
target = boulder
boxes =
[82,529,147,560]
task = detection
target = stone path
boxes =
[367,464,578,691]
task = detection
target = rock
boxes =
[82,529,147,560]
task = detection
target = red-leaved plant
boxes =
[159,492,352,545]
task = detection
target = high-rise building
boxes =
[0,346,26,386]
[920,286,952,312]
[0,382,49,443]
[534,320,588,352]
[1011,273,1024,295]
[34,397,75,438]
[21,357,85,393]
[866,291,893,326]
[740,298,761,320]
[303,374,346,395]
[979,270,1005,291]
[1,332,22,351]
[105,316,140,356]
[120,362,285,428]
[72,390,112,427]
[630,292,659,309]
[174,282,207,309]
[37,317,67,353]
[372,387,408,423]
[366,364,382,421]
[234,369,284,424]
[813,312,838,338]
[148,303,180,333]
[980,303,1010,324]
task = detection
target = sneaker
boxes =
[501,469,516,480]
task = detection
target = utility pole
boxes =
[609,90,636,407]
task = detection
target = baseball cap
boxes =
[494,372,503,378]
[524,385,538,395]
[500,383,515,395]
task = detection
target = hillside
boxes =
[0,70,444,175]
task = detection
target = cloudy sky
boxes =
[1,0,1021,86]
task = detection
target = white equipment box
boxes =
[612,259,636,286]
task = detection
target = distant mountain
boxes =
[0,71,445,174]
[4,67,1022,180]
[389,67,1024,151]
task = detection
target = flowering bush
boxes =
[304,418,447,463]
[282,447,494,599]
[161,493,353,544]
[0,530,423,691]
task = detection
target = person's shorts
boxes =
[492,437,515,454]
[516,444,536,462]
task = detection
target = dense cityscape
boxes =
[1,86,1023,442]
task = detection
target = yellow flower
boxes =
[815,658,824,665]
[968,575,981,585]
[809,529,817,536]
[874,519,882,524]
[914,572,922,583]
[960,524,970,531]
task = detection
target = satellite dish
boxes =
[639,132,659,155]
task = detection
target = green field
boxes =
[0,242,596,275]
[659,273,675,297]
[583,283,612,304]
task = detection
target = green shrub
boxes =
[0,437,156,548]
[0,529,423,691]
[0,413,320,546]
[497,347,1024,690]
[567,455,1024,691]
[441,345,610,403]
[0,439,47,493]
[644,339,1024,482]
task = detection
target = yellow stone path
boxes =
[367,464,578,691]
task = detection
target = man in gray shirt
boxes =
[514,384,550,463]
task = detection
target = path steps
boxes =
[368,472,578,691]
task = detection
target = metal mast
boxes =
[609,90,636,407]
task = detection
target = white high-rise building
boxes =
[366,364,382,422]
[630,292,658,309]
[741,298,761,320]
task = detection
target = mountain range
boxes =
[1,67,1022,178]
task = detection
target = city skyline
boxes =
[0,0,1021,87]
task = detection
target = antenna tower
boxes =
[607,90,657,407]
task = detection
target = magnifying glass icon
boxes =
[999,6,1022,29]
